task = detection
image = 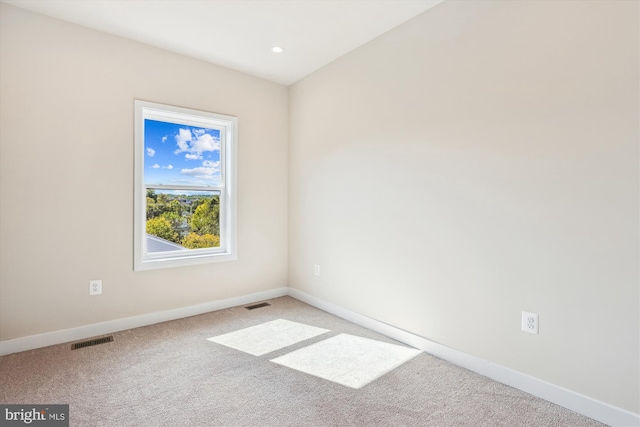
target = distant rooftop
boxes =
[146,234,186,253]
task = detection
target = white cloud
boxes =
[164,164,173,170]
[173,128,220,158]
[192,134,218,153]
[162,135,167,143]
[180,167,218,180]
[181,159,220,178]
[202,160,219,169]
[152,164,160,169]
[181,167,214,176]
[146,147,155,157]
[174,128,192,153]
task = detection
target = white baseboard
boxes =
[0,287,288,356]
[287,288,640,427]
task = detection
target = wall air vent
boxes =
[244,302,271,310]
[71,335,114,350]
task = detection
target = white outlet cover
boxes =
[89,280,102,295]
[522,311,539,334]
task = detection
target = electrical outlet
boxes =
[89,280,102,296]
[522,311,538,334]
[314,264,320,277]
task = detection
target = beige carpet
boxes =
[0,296,605,427]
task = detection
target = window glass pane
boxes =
[144,119,221,187]
[145,189,221,253]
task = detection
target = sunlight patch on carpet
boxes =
[207,319,330,356]
[270,333,421,389]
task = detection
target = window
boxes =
[134,100,237,271]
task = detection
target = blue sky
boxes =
[144,119,221,187]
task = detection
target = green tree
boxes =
[146,198,162,219]
[182,233,220,249]
[190,197,207,213]
[189,196,219,236]
[146,216,179,243]
[161,212,184,239]
[167,199,184,216]
[146,191,186,220]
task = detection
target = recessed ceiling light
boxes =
[271,46,284,54]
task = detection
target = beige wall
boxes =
[0,5,288,339]
[289,0,639,413]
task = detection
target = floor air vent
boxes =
[71,335,114,350]
[245,302,271,310]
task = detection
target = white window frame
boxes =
[134,100,237,271]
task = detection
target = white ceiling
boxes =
[3,0,444,86]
